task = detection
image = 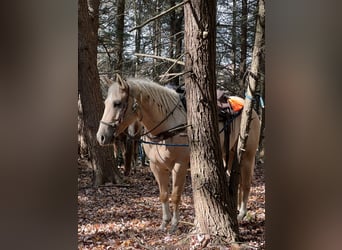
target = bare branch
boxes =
[135,53,185,65]
[159,71,190,83]
[160,53,186,82]
[129,0,189,32]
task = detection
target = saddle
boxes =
[175,87,243,120]
[174,86,243,170]
[217,90,244,121]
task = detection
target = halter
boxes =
[100,120,117,128]
[100,87,142,130]
[100,82,185,140]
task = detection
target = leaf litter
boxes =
[78,160,265,249]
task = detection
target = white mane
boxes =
[126,78,185,116]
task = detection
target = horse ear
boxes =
[116,74,128,90]
[102,75,112,87]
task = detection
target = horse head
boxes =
[96,75,140,145]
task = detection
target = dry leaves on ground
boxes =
[78,160,265,249]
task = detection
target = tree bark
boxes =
[114,0,126,75]
[184,0,239,244]
[134,0,142,76]
[239,0,248,88]
[237,0,264,159]
[78,94,88,159]
[78,0,123,186]
[169,0,184,85]
[153,0,162,79]
[231,0,237,83]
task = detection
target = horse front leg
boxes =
[149,162,171,230]
[170,162,188,233]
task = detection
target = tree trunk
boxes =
[184,0,239,245]
[231,0,237,83]
[169,0,183,85]
[153,0,162,79]
[239,0,248,88]
[174,7,184,85]
[78,94,88,159]
[237,0,264,159]
[78,0,123,186]
[134,0,142,76]
[114,0,126,75]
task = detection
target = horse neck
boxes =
[131,83,186,136]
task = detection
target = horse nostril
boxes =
[101,135,105,143]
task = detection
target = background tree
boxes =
[78,0,123,186]
[184,0,239,245]
[231,0,237,83]
[96,0,260,92]
[114,0,126,75]
[237,0,264,163]
[168,0,184,85]
[239,0,248,87]
[133,0,143,76]
[78,0,265,247]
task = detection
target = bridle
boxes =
[100,82,185,139]
[100,91,141,129]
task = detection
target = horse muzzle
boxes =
[96,121,117,145]
[97,132,113,146]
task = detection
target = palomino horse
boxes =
[96,76,260,232]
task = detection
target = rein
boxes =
[138,95,184,137]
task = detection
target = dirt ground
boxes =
[78,160,265,249]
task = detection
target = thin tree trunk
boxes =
[114,0,126,75]
[239,0,248,88]
[170,0,176,60]
[78,0,123,186]
[231,0,237,83]
[78,94,88,159]
[134,0,142,76]
[184,0,239,245]
[152,0,162,79]
[174,7,184,85]
[169,0,183,85]
[237,0,264,160]
[258,41,265,153]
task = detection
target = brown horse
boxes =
[96,76,260,232]
[113,121,142,176]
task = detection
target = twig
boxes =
[160,53,186,82]
[100,42,113,64]
[159,73,181,78]
[179,220,195,226]
[129,0,190,32]
[135,53,185,65]
[161,71,191,83]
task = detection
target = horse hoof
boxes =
[159,222,168,231]
[237,212,246,221]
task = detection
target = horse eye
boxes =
[113,101,121,108]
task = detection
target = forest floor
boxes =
[78,159,265,249]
